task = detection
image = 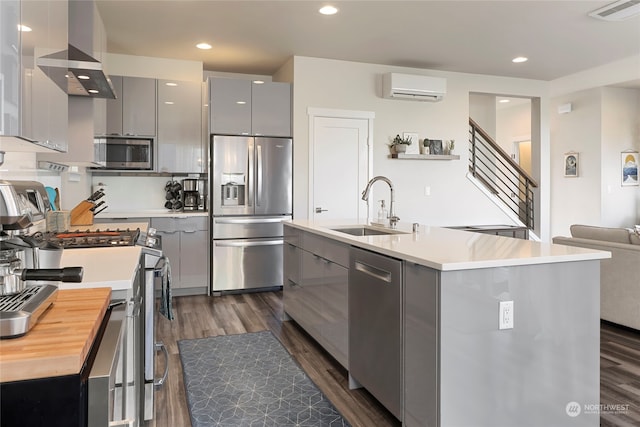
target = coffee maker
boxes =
[181,179,200,211]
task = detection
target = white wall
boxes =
[291,56,551,229]
[550,86,640,237]
[601,87,640,226]
[106,53,203,82]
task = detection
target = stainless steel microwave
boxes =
[95,137,154,170]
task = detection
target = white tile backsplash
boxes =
[91,176,169,211]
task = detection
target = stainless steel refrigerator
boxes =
[210,134,292,292]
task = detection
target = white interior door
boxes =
[309,111,372,220]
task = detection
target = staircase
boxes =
[468,118,538,231]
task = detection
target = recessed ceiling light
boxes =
[512,56,528,63]
[253,80,265,85]
[196,42,212,50]
[236,101,246,105]
[77,75,90,80]
[165,82,178,87]
[319,5,338,15]
[499,99,510,103]
[88,89,99,94]
[164,101,174,105]
[18,24,32,32]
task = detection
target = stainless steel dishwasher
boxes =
[349,247,403,421]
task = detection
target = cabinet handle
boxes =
[354,261,392,283]
[183,230,197,233]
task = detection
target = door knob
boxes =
[315,207,328,214]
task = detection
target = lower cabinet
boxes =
[283,226,349,368]
[151,217,208,295]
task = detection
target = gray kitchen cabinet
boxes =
[156,79,204,173]
[209,77,291,137]
[209,77,252,135]
[403,262,438,427]
[283,225,349,368]
[251,81,291,137]
[1,0,68,152]
[151,216,208,295]
[105,75,156,137]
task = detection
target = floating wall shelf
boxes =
[390,154,460,160]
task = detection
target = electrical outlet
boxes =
[424,186,431,196]
[499,300,514,330]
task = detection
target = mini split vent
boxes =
[382,73,446,102]
[589,0,640,21]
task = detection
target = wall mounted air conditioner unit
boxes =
[382,73,446,102]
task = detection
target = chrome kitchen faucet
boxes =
[361,176,400,228]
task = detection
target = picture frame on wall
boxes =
[564,152,578,177]
[621,151,639,186]
[429,139,443,155]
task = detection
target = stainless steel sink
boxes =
[329,226,407,236]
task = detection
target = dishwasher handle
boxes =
[354,261,392,283]
[215,239,283,248]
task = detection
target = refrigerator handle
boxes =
[247,139,254,207]
[257,144,263,207]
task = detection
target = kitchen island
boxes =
[283,220,610,427]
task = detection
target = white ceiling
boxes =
[95,0,640,83]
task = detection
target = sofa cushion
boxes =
[630,226,640,245]
[570,224,631,244]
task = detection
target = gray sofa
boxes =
[553,224,640,330]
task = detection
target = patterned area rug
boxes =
[178,331,351,427]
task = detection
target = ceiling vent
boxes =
[588,0,640,21]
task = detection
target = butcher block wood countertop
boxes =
[0,287,111,383]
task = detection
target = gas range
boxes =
[45,228,141,249]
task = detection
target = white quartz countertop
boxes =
[286,219,611,271]
[97,210,208,219]
[58,246,142,291]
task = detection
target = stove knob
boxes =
[148,227,157,236]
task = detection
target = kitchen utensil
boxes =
[93,205,108,216]
[90,190,105,202]
[54,188,61,210]
[90,201,105,212]
[45,187,57,210]
[71,200,95,226]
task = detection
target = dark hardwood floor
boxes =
[149,291,640,427]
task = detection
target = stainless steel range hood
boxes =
[37,44,117,99]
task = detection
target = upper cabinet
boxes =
[0,0,69,152]
[156,79,204,173]
[209,77,291,137]
[103,75,156,137]
[251,81,291,137]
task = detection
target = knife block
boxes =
[70,201,95,226]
